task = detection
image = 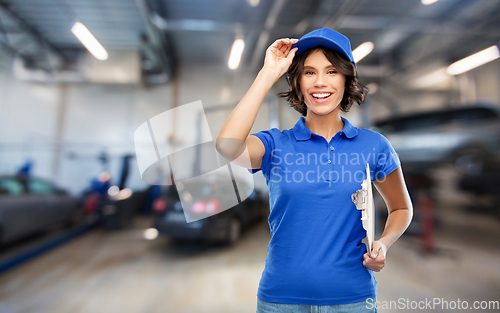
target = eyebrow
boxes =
[303,65,336,70]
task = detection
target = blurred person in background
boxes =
[217,28,413,313]
[83,171,111,216]
[16,159,33,191]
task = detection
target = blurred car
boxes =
[372,104,500,175]
[153,178,268,245]
[0,175,84,245]
[458,165,500,218]
[100,185,156,230]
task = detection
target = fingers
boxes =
[370,246,381,259]
[270,38,287,50]
[362,254,370,266]
[370,241,387,259]
[369,251,385,262]
[283,45,298,62]
[363,251,386,272]
[281,38,299,53]
[363,259,383,272]
[270,38,298,55]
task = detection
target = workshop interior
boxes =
[0,0,499,312]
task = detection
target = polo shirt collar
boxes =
[292,116,358,141]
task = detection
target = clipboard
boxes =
[351,163,375,256]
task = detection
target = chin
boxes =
[306,103,340,116]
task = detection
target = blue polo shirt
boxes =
[248,115,400,305]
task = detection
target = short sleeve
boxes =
[246,129,277,178]
[373,133,401,181]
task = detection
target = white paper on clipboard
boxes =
[351,163,375,256]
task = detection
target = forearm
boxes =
[378,207,413,251]
[216,68,278,151]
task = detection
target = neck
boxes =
[304,108,344,141]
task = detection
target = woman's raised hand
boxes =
[262,38,299,80]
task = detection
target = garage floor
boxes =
[0,166,499,313]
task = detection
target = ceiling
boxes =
[1,0,499,82]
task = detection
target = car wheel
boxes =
[170,237,189,245]
[64,206,85,228]
[224,217,241,246]
[453,148,488,176]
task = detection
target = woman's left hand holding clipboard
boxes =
[362,240,388,272]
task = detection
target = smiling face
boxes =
[299,49,346,116]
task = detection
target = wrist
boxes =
[259,66,281,84]
[378,238,389,254]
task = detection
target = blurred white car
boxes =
[372,104,500,175]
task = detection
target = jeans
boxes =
[256,297,378,313]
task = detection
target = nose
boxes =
[314,72,327,87]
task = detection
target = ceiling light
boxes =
[422,0,439,5]
[411,68,450,89]
[247,0,260,7]
[447,45,500,75]
[228,38,245,70]
[352,42,374,63]
[71,22,108,61]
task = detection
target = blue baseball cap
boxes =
[291,28,356,68]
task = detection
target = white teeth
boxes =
[312,93,331,99]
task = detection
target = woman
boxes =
[216,28,413,313]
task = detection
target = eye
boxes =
[328,70,337,74]
[304,70,314,75]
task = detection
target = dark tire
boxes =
[170,237,190,245]
[0,225,4,247]
[224,217,241,246]
[64,206,85,228]
[452,147,489,176]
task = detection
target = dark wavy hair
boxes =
[279,47,368,116]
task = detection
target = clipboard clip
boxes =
[351,163,374,256]
[351,182,369,229]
